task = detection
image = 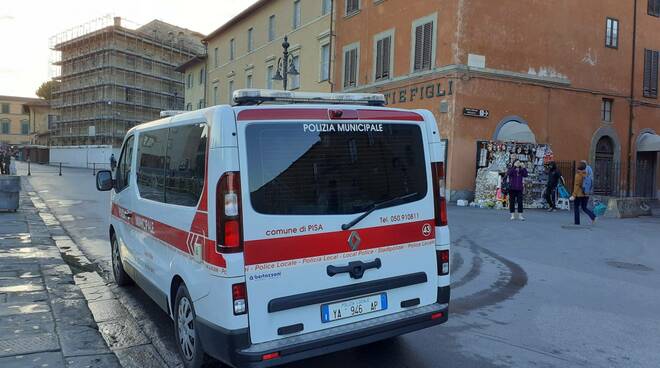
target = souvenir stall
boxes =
[474,141,554,209]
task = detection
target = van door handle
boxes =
[123,210,133,219]
[327,258,382,279]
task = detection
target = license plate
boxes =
[321,293,387,323]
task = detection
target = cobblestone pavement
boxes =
[0,180,121,368]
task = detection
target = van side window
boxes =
[165,124,208,206]
[137,128,168,202]
[115,135,134,192]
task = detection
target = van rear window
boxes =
[246,122,427,215]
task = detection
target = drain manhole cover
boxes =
[606,261,654,272]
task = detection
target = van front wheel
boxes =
[174,284,207,368]
[111,234,132,286]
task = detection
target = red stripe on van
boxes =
[237,108,329,121]
[357,110,424,121]
[111,203,226,268]
[243,220,434,265]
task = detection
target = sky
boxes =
[0,0,259,98]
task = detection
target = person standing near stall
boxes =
[544,162,562,212]
[507,160,528,221]
[570,162,596,225]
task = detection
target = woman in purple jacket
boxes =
[507,160,528,220]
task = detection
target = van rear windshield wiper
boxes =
[341,192,418,231]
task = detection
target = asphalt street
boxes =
[17,161,660,368]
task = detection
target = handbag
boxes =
[557,184,570,199]
[594,201,607,217]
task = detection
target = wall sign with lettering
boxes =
[380,81,453,106]
[463,108,489,118]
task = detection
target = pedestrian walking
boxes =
[570,161,596,225]
[3,153,11,175]
[544,162,562,211]
[0,152,5,175]
[110,153,117,171]
[507,160,528,220]
[8,155,16,175]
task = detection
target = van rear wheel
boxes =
[111,234,132,286]
[174,284,207,368]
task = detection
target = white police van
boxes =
[96,90,451,368]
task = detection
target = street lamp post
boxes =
[271,36,299,91]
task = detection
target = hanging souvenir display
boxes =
[474,140,554,209]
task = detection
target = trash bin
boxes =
[0,176,20,212]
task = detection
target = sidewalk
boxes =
[0,179,121,368]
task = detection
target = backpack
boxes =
[582,174,593,195]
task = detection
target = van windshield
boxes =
[245,122,427,215]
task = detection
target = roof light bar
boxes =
[233,89,386,106]
[159,110,186,117]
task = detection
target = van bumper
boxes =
[197,303,448,368]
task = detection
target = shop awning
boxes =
[638,133,660,152]
[496,121,536,143]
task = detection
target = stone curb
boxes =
[22,179,182,368]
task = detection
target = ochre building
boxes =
[333,0,660,200]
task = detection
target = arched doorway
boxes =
[493,118,536,143]
[594,136,615,195]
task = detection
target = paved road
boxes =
[18,162,660,368]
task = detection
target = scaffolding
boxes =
[49,15,205,147]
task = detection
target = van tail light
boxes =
[216,172,243,253]
[431,162,448,226]
[437,249,449,276]
[232,282,248,315]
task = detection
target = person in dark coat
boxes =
[0,152,6,175]
[507,160,528,221]
[544,162,562,212]
[3,153,11,175]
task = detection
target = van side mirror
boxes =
[96,170,114,191]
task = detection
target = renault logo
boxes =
[348,231,361,251]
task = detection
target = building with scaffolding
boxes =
[50,16,205,147]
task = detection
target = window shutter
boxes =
[344,50,351,87]
[375,39,383,80]
[382,36,391,78]
[644,50,652,97]
[652,51,659,97]
[350,49,358,86]
[414,25,424,71]
[422,22,433,70]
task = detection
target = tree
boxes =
[35,80,60,100]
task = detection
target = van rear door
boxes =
[237,110,438,344]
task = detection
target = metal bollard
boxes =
[59,162,62,176]
[27,160,31,176]
[92,163,96,176]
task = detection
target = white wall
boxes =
[49,145,121,169]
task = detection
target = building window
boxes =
[412,16,435,72]
[187,73,193,89]
[126,88,135,103]
[605,18,619,48]
[320,43,330,81]
[375,33,393,81]
[230,38,236,61]
[649,0,660,17]
[198,99,204,109]
[199,67,205,85]
[267,65,274,89]
[322,0,332,15]
[346,0,359,15]
[644,49,659,98]
[214,47,219,67]
[343,44,359,88]
[268,15,276,42]
[186,103,193,111]
[291,55,300,89]
[601,99,613,122]
[293,0,301,29]
[21,120,29,135]
[229,80,235,101]
[246,74,254,88]
[1,103,9,114]
[248,28,254,52]
[213,86,219,105]
[1,119,9,134]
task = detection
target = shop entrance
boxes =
[594,136,615,196]
[635,133,660,198]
